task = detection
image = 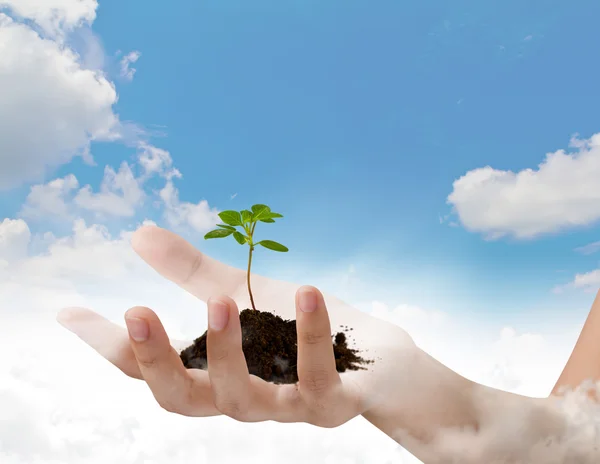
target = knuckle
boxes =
[136,355,158,369]
[304,399,331,424]
[303,397,347,428]
[212,347,229,362]
[154,377,196,417]
[302,367,331,395]
[298,330,328,346]
[215,398,248,421]
[156,397,182,415]
[310,416,342,428]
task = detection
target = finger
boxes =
[131,225,246,301]
[295,286,341,400]
[206,296,253,420]
[57,307,190,380]
[206,296,302,423]
[58,307,143,379]
[125,306,218,417]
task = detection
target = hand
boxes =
[57,226,417,427]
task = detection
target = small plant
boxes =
[181,203,371,383]
[203,204,288,310]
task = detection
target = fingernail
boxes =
[208,299,229,331]
[125,317,149,342]
[298,287,317,312]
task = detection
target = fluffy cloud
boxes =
[137,143,174,177]
[0,12,119,190]
[571,270,600,291]
[74,163,144,217]
[554,268,600,294]
[20,144,176,219]
[0,218,31,262]
[17,142,220,223]
[20,174,79,220]
[160,175,221,232]
[448,134,600,239]
[0,0,98,37]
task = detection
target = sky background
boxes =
[1,0,600,462]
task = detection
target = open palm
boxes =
[58,226,417,427]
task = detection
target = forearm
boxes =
[361,347,566,463]
[552,290,600,397]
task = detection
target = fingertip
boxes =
[208,295,230,307]
[297,286,320,313]
[56,307,99,329]
[124,306,156,321]
[297,285,319,295]
[56,307,84,324]
[130,224,161,253]
[207,296,232,331]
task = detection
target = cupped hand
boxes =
[57,226,417,427]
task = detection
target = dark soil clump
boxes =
[180,308,373,384]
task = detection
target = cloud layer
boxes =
[0,216,595,463]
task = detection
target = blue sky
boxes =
[3,0,600,329]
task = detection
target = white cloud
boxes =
[448,133,600,239]
[572,270,600,291]
[160,176,220,232]
[575,241,600,255]
[17,141,211,221]
[554,269,600,294]
[137,142,173,177]
[74,162,144,217]
[0,218,31,262]
[0,0,98,37]
[20,145,176,219]
[0,13,119,190]
[20,174,79,220]
[119,50,141,81]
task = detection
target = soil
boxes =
[179,308,373,384]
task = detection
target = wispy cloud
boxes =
[575,241,600,255]
[119,50,141,81]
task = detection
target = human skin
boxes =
[552,290,600,398]
[58,226,569,462]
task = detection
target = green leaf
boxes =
[204,229,234,239]
[251,204,270,214]
[257,240,288,252]
[251,204,271,221]
[241,210,253,223]
[233,231,246,245]
[217,224,236,231]
[218,210,243,226]
[260,212,283,221]
[260,218,275,223]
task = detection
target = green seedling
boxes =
[204,204,288,310]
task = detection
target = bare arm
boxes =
[552,289,600,397]
[361,347,566,463]
[359,292,600,462]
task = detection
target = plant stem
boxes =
[246,219,258,311]
[247,245,256,310]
